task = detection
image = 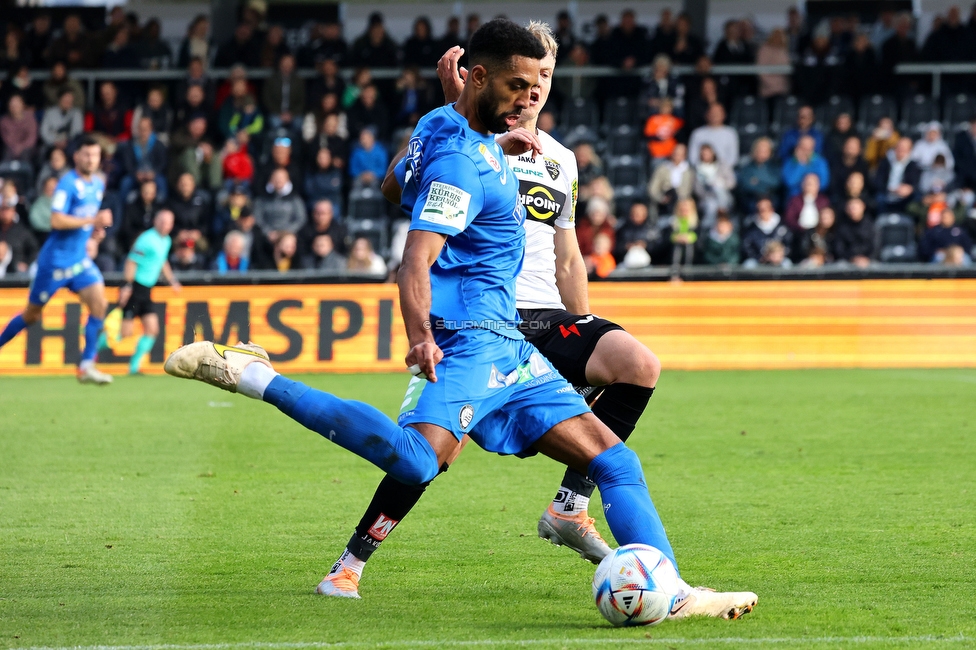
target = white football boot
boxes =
[164,341,272,392]
[669,585,758,620]
[77,364,113,385]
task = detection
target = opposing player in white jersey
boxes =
[316,23,756,620]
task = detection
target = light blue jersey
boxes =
[41,170,105,269]
[396,105,525,339]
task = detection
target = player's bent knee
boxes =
[588,443,644,488]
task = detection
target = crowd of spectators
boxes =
[1,5,976,280]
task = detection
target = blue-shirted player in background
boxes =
[0,136,114,384]
[162,19,756,618]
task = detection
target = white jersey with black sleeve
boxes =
[508,129,579,310]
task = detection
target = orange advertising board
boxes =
[0,280,974,375]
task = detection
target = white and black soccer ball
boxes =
[592,544,680,627]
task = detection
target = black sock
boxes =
[557,384,656,499]
[347,474,431,561]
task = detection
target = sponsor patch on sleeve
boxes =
[52,189,68,212]
[419,181,471,231]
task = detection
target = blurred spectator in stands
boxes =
[782,135,830,200]
[349,128,388,186]
[713,19,755,97]
[87,81,132,152]
[394,68,432,130]
[299,198,346,257]
[301,233,346,271]
[466,14,481,41]
[577,197,615,256]
[302,22,347,68]
[86,228,114,273]
[842,33,880,101]
[779,104,824,161]
[0,28,30,76]
[210,181,249,242]
[758,239,790,267]
[101,25,137,69]
[0,240,9,277]
[925,6,971,66]
[3,65,43,111]
[175,84,212,134]
[48,14,92,69]
[263,52,305,132]
[403,17,439,68]
[615,202,655,265]
[132,86,172,146]
[36,146,68,193]
[0,194,37,274]
[438,16,464,53]
[1,95,37,163]
[552,11,577,64]
[347,236,386,274]
[834,198,874,266]
[589,15,613,66]
[669,197,698,276]
[688,103,738,166]
[219,80,264,141]
[213,230,249,273]
[348,84,390,142]
[920,154,956,195]
[255,168,306,243]
[736,137,780,214]
[215,65,254,110]
[649,142,693,219]
[40,88,83,151]
[683,74,720,133]
[177,16,211,69]
[308,59,346,110]
[29,175,58,237]
[702,210,740,265]
[136,19,172,70]
[834,171,876,217]
[908,186,950,229]
[221,131,254,184]
[259,25,289,70]
[795,21,842,105]
[693,143,735,228]
[643,98,682,159]
[784,172,831,238]
[920,207,973,264]
[167,239,203,271]
[742,196,792,266]
[116,116,168,201]
[344,67,371,108]
[756,28,790,101]
[954,118,976,189]
[216,23,259,68]
[650,9,676,58]
[553,43,596,101]
[586,232,617,279]
[304,148,344,212]
[168,172,212,253]
[256,136,302,196]
[42,62,84,110]
[537,112,561,145]
[826,114,858,167]
[170,114,221,191]
[575,143,604,189]
[271,231,298,271]
[350,12,399,68]
[121,179,161,252]
[638,55,678,119]
[881,13,918,96]
[912,122,955,172]
[0,181,27,225]
[25,13,52,67]
[799,206,837,266]
[870,10,895,52]
[312,111,349,171]
[670,12,704,64]
[876,137,921,212]
[864,117,900,171]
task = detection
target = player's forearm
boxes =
[397,256,435,346]
[382,148,407,204]
[123,260,136,284]
[556,253,590,314]
[162,263,177,286]
[50,212,94,231]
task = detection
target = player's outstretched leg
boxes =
[164,341,443,486]
[0,303,42,351]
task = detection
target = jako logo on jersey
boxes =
[367,514,400,541]
[544,158,561,180]
[459,404,475,430]
[478,143,501,173]
[404,136,423,184]
[519,181,567,225]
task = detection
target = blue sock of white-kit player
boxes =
[588,442,679,573]
[262,375,440,485]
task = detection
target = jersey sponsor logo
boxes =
[404,136,423,185]
[459,404,475,430]
[367,514,400,541]
[544,158,561,180]
[419,182,471,230]
[478,143,501,173]
[518,180,566,226]
[52,190,68,212]
[570,179,578,223]
[75,180,85,194]
[513,166,544,178]
[487,353,552,389]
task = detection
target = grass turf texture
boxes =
[0,369,974,650]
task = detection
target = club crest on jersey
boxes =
[544,158,561,180]
[75,180,86,194]
[478,143,502,173]
[404,136,423,185]
[459,404,475,430]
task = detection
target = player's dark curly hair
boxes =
[468,19,547,72]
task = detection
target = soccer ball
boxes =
[592,544,680,627]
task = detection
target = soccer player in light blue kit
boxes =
[164,20,756,618]
[0,136,114,384]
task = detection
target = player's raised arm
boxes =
[437,46,467,104]
[397,229,447,382]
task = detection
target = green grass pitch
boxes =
[1,369,975,650]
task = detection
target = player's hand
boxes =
[96,209,113,229]
[118,285,131,307]
[405,340,443,383]
[497,128,543,158]
[171,280,183,294]
[437,46,467,104]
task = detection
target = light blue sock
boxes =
[0,314,27,349]
[589,442,679,574]
[263,375,440,485]
[129,335,155,373]
[81,315,104,363]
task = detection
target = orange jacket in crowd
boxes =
[644,113,684,159]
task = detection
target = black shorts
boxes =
[122,282,154,319]
[517,308,623,387]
